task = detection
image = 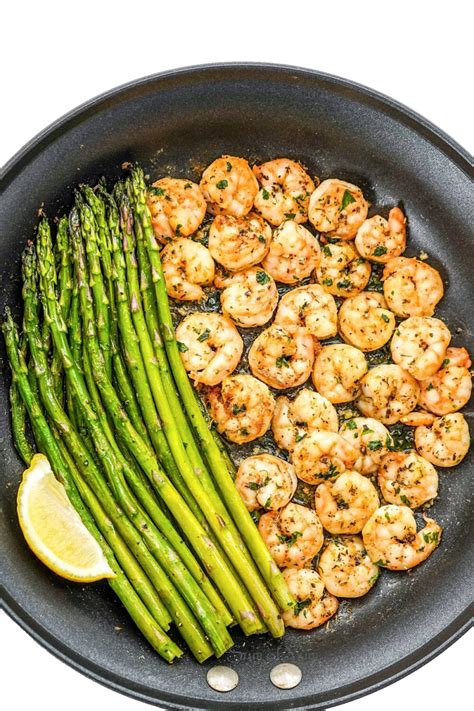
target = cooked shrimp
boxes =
[282,568,339,629]
[382,257,444,317]
[362,505,442,570]
[253,158,316,226]
[419,359,472,416]
[354,207,407,263]
[390,317,451,380]
[258,503,324,568]
[415,413,470,467]
[399,411,436,426]
[357,364,420,424]
[161,238,215,301]
[261,219,320,284]
[175,312,243,386]
[235,454,297,511]
[248,324,315,390]
[338,292,396,352]
[339,417,393,475]
[318,536,379,598]
[312,344,368,403]
[273,284,338,341]
[206,374,275,444]
[291,431,358,485]
[315,471,380,534]
[272,389,339,452]
[308,179,369,239]
[208,212,272,271]
[199,155,258,217]
[378,451,438,509]
[148,178,206,244]
[315,241,371,298]
[214,267,278,327]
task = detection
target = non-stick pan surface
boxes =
[0,64,473,711]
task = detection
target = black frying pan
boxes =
[0,64,473,711]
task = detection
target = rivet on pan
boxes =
[270,662,302,689]
[206,665,239,692]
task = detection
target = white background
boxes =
[1,1,472,710]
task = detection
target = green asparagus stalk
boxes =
[2,311,181,663]
[49,217,72,400]
[130,165,293,614]
[9,382,34,464]
[39,215,266,637]
[76,194,112,380]
[37,222,234,659]
[118,189,283,636]
[82,184,151,446]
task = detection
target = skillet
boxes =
[0,63,473,710]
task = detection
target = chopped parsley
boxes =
[176,341,188,352]
[340,189,356,211]
[381,313,390,323]
[322,277,333,286]
[246,481,262,491]
[399,494,411,506]
[441,358,450,368]
[322,245,332,257]
[150,186,165,196]
[277,531,303,547]
[373,245,388,257]
[276,355,290,368]
[336,278,352,289]
[295,432,307,443]
[423,531,439,544]
[216,179,228,189]
[293,598,312,616]
[197,328,211,342]
[367,439,382,451]
[232,403,247,416]
[345,419,357,430]
[226,161,232,172]
[284,212,296,219]
[258,234,266,244]
[256,270,270,285]
[262,188,270,200]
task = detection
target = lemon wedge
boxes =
[17,453,114,582]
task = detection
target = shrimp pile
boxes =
[155,152,471,633]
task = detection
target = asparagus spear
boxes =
[34,232,232,660]
[130,166,293,614]
[118,188,284,637]
[9,383,34,465]
[39,215,267,637]
[82,184,151,446]
[49,217,72,400]
[76,194,112,380]
[2,311,181,663]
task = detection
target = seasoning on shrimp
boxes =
[258,503,324,568]
[253,158,315,226]
[338,291,396,352]
[308,178,369,239]
[214,267,278,327]
[315,471,380,534]
[282,568,339,629]
[414,412,470,467]
[362,505,442,570]
[378,451,438,509]
[272,388,339,453]
[205,374,275,444]
[354,207,407,263]
[418,347,472,415]
[248,324,315,390]
[148,177,206,243]
[208,212,272,271]
[200,155,258,217]
[161,237,215,301]
[291,430,358,485]
[274,284,338,341]
[356,364,420,425]
[175,312,243,386]
[235,454,297,511]
[390,316,451,380]
[382,256,444,317]
[312,344,368,403]
[318,536,380,598]
[261,219,320,284]
[339,416,393,475]
[315,241,371,298]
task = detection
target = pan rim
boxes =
[1,62,473,710]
